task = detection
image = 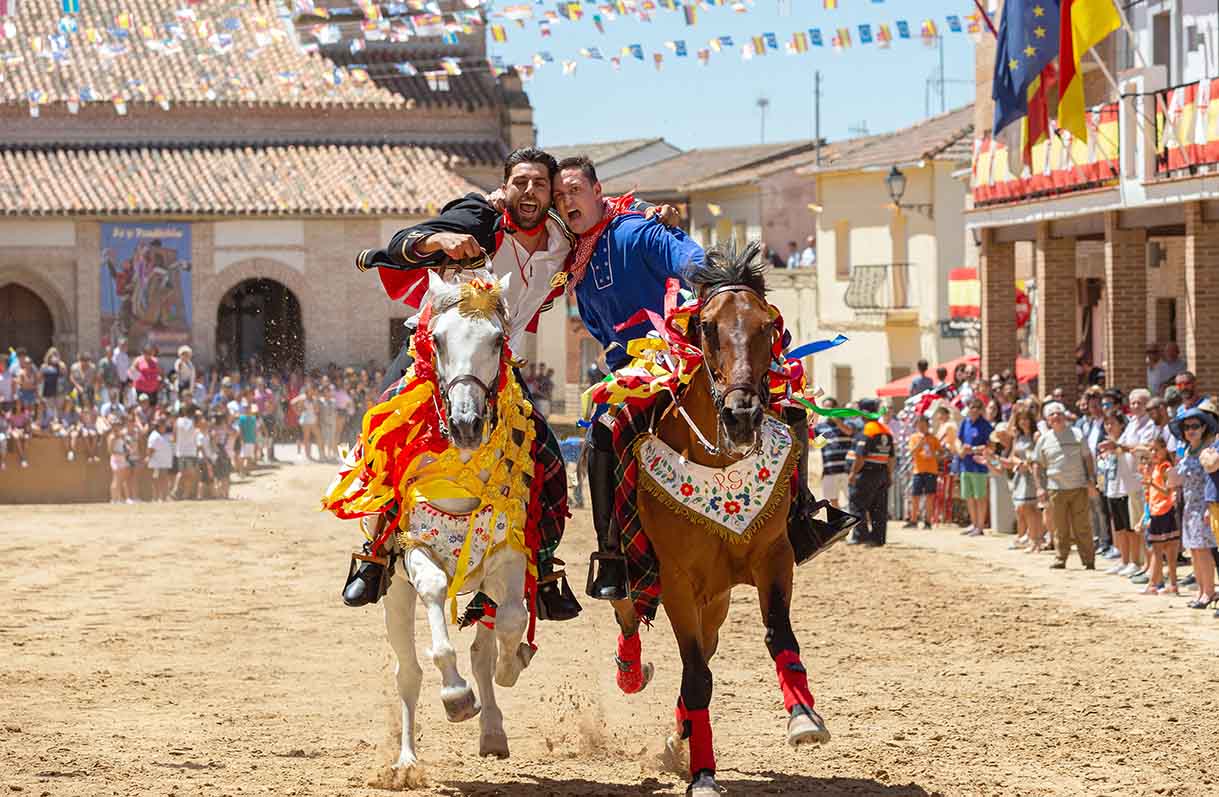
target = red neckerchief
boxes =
[500,208,547,237]
[567,193,638,289]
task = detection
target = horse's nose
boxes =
[450,411,485,449]
[721,403,762,429]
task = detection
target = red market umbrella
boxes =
[875,354,1039,398]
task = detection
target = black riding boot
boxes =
[342,541,388,607]
[784,406,860,565]
[586,436,629,601]
[536,554,583,621]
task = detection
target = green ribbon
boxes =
[795,396,882,421]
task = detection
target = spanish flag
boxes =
[1058,0,1121,142]
[490,24,506,42]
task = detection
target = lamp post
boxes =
[757,96,769,144]
[885,164,933,219]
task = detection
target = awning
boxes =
[875,354,1039,398]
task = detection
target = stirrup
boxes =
[790,499,863,566]
[342,550,390,607]
[536,566,582,621]
[586,551,628,601]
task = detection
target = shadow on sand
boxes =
[435,772,933,796]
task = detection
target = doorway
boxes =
[0,283,54,358]
[216,279,304,374]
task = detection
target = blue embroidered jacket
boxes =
[574,214,704,370]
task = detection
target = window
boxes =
[834,220,851,280]
[1155,298,1178,345]
[1153,12,1171,80]
[699,224,714,248]
[834,365,853,404]
[389,317,411,359]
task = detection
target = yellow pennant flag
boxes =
[1058,0,1122,142]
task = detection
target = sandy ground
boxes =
[4,455,1219,797]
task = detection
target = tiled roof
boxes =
[1,0,405,109]
[545,138,665,166]
[600,140,815,197]
[0,142,482,216]
[800,105,975,175]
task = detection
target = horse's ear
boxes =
[426,269,448,297]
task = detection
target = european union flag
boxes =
[992,0,1059,136]
[675,40,688,56]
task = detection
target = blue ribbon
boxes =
[786,334,849,361]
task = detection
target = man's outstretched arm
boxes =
[355,193,499,274]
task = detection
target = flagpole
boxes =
[971,0,998,38]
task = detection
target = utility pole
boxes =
[814,70,821,165]
[938,33,946,113]
[757,96,770,144]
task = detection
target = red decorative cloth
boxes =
[774,649,816,713]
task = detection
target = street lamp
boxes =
[885,164,933,219]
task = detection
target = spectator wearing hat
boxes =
[846,398,894,546]
[1033,401,1099,570]
[174,346,195,394]
[1167,400,1219,609]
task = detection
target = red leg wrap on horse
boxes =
[674,697,688,736]
[615,632,646,694]
[685,708,715,776]
[774,650,815,713]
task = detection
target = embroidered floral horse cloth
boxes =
[400,502,514,588]
[635,415,797,542]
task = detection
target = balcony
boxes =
[843,263,917,312]
[971,102,1120,206]
[1155,78,1219,175]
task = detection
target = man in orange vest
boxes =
[846,398,894,547]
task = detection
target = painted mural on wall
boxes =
[100,223,192,352]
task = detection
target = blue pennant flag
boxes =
[786,335,849,361]
[675,40,688,56]
[809,27,822,46]
[895,19,910,39]
[763,31,778,50]
[946,14,962,33]
[858,23,872,44]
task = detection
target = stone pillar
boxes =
[979,228,1017,380]
[1103,212,1147,392]
[1035,224,1078,402]
[1185,201,1219,394]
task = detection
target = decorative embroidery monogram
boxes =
[399,503,512,586]
[635,416,797,542]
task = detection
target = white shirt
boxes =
[175,358,196,387]
[147,430,173,469]
[112,348,130,381]
[800,246,816,267]
[174,417,198,457]
[197,430,216,462]
[486,216,571,357]
[0,366,11,401]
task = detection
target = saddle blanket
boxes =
[635,415,796,542]
[399,502,513,587]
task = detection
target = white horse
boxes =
[378,270,534,775]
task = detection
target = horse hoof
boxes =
[479,730,510,759]
[441,687,481,723]
[516,642,535,670]
[660,732,688,775]
[787,706,831,747]
[616,661,654,695]
[686,770,723,796]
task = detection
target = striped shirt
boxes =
[815,420,854,475]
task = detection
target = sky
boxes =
[488,0,980,150]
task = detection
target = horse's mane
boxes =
[687,240,767,297]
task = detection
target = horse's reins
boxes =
[672,282,771,460]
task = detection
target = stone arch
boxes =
[196,257,312,366]
[0,265,75,353]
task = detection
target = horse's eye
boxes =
[700,320,716,337]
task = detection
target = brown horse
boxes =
[611,242,829,796]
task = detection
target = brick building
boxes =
[968,1,1219,399]
[0,0,533,371]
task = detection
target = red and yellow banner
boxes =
[1156,78,1219,174]
[972,103,1119,205]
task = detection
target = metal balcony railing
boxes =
[1155,78,1219,175]
[843,263,917,311]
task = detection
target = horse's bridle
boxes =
[680,282,772,459]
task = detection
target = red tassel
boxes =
[685,707,715,776]
[774,649,815,713]
[615,632,646,694]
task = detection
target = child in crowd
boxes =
[210,412,233,499]
[195,415,215,500]
[236,403,258,477]
[74,405,102,463]
[146,418,174,502]
[1140,438,1180,595]
[6,404,30,468]
[906,414,941,529]
[1099,413,1138,577]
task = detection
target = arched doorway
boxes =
[216,279,304,374]
[0,283,54,358]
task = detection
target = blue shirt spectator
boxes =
[957,415,993,474]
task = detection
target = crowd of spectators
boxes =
[845,343,1219,619]
[0,341,394,501]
